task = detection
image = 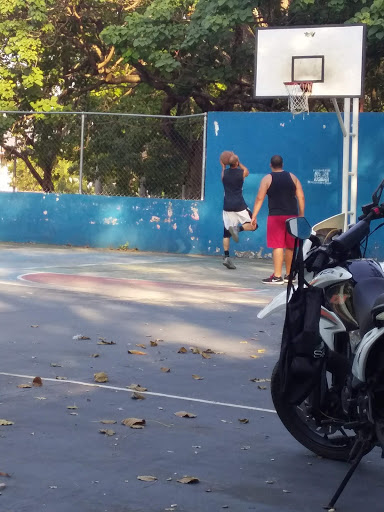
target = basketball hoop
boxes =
[284,82,313,115]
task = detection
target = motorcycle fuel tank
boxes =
[345,259,384,283]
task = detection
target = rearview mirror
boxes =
[286,217,311,240]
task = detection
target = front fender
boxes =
[257,289,289,319]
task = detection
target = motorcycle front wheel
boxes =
[271,362,373,461]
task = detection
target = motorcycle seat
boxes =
[353,278,384,337]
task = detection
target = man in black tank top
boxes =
[221,152,257,269]
[251,155,305,284]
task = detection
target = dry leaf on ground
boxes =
[201,352,211,359]
[136,344,147,349]
[150,341,158,347]
[55,376,67,380]
[258,385,267,390]
[161,367,170,373]
[250,378,271,383]
[33,377,43,387]
[128,350,146,356]
[131,392,146,400]
[238,418,249,424]
[0,420,14,426]
[17,384,31,389]
[73,334,90,340]
[177,476,199,484]
[94,372,108,383]
[192,375,204,380]
[127,384,148,392]
[250,355,260,359]
[50,363,61,367]
[204,349,215,354]
[67,405,78,410]
[30,325,39,328]
[178,347,187,353]
[97,340,116,345]
[100,420,116,424]
[121,418,146,429]
[137,475,157,482]
[258,349,266,354]
[99,429,115,436]
[90,354,100,358]
[174,411,197,418]
[0,472,10,477]
[190,347,201,354]
[34,397,46,400]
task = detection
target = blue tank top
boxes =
[222,167,247,212]
[267,171,298,216]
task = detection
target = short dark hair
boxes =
[270,155,283,169]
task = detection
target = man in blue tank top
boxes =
[221,153,257,269]
[251,155,305,284]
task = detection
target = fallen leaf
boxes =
[0,472,10,478]
[238,418,249,424]
[66,405,78,410]
[94,372,108,383]
[177,476,199,484]
[136,344,147,349]
[190,347,201,354]
[257,349,266,354]
[17,384,32,389]
[99,429,115,436]
[265,480,275,484]
[128,350,146,355]
[250,355,259,359]
[150,341,158,347]
[121,418,146,429]
[34,397,46,400]
[90,354,100,358]
[178,347,187,353]
[131,392,146,400]
[192,375,204,380]
[241,446,251,450]
[258,385,267,390]
[204,349,215,354]
[156,339,164,342]
[250,378,271,383]
[100,420,117,425]
[33,377,43,387]
[127,384,148,392]
[240,341,248,344]
[202,352,211,359]
[161,367,170,373]
[98,340,116,345]
[174,411,197,418]
[283,490,291,493]
[0,420,14,426]
[50,363,62,367]
[72,334,90,340]
[137,475,157,482]
[30,325,39,328]
[55,376,67,380]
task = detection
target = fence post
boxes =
[200,113,207,200]
[79,113,86,194]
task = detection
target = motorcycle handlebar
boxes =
[309,250,329,273]
[329,219,370,255]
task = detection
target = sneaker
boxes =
[262,274,284,284]
[284,274,297,283]
[228,226,239,243]
[223,257,236,270]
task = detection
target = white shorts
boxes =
[223,208,252,230]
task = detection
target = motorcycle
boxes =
[258,178,384,508]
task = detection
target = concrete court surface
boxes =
[0,243,382,512]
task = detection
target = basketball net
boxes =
[284,82,313,115]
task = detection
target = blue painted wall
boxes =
[0,111,382,257]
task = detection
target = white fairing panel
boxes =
[257,289,288,319]
[309,267,352,289]
[352,327,384,382]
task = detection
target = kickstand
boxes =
[324,437,371,510]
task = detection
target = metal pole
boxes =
[342,99,351,230]
[79,113,85,194]
[350,98,360,224]
[200,113,207,201]
[332,98,347,137]
[13,156,16,192]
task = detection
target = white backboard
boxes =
[254,24,366,98]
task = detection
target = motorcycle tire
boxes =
[271,361,373,462]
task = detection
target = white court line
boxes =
[0,372,276,414]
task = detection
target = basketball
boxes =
[220,150,234,166]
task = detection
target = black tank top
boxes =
[222,167,247,212]
[267,171,298,216]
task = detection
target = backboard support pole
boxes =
[332,98,347,138]
[350,97,360,225]
[342,99,351,231]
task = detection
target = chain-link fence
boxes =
[0,111,207,200]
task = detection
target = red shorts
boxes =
[267,215,296,249]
